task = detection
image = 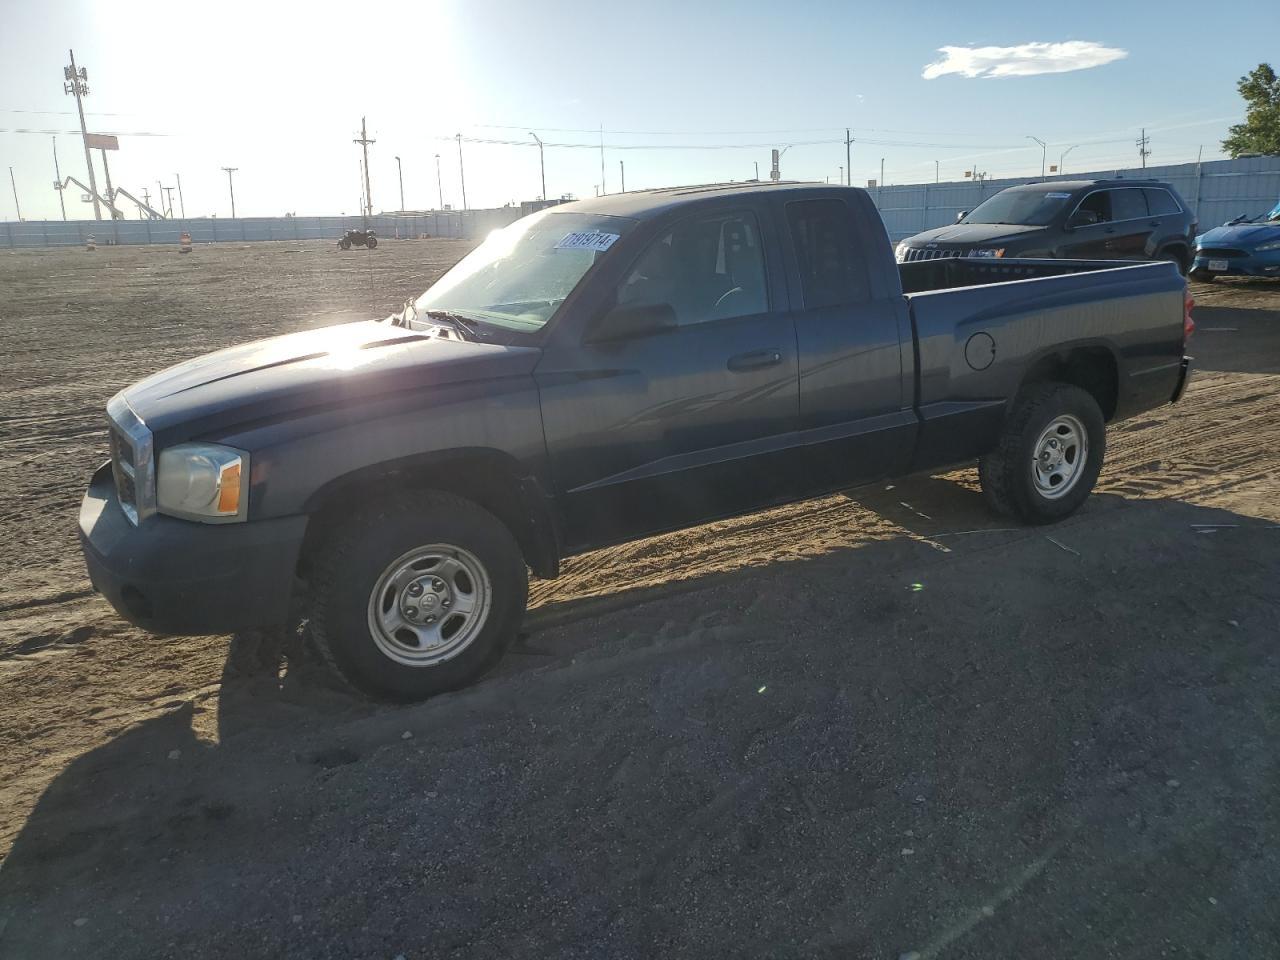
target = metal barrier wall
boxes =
[869,155,1280,242]
[1,209,524,249]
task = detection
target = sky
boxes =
[1,0,1276,221]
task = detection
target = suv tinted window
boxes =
[1110,188,1149,221]
[1078,190,1111,222]
[786,199,869,308]
[617,211,768,326]
[1144,188,1181,217]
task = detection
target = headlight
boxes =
[971,248,1005,258]
[894,242,910,263]
[156,443,248,522]
[1255,240,1280,252]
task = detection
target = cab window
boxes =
[617,211,768,326]
[785,199,870,308]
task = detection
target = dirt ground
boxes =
[1,240,1278,958]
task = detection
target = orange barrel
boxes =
[179,231,192,254]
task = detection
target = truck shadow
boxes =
[2,486,1277,958]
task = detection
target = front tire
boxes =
[309,492,527,700]
[365,236,378,249]
[979,382,1106,525]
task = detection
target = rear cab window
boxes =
[785,199,870,309]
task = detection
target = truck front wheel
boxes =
[309,492,527,700]
[979,382,1106,525]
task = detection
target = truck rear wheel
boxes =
[309,492,527,700]
[979,382,1105,525]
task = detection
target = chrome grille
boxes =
[106,393,155,525]
[902,246,965,262]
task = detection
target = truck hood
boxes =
[904,222,1044,248]
[123,320,542,442]
[1197,222,1280,248]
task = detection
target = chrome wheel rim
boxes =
[366,544,492,667]
[1031,414,1088,500]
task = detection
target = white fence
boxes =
[870,155,1280,242]
[1,209,523,249]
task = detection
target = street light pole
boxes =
[1058,145,1079,176]
[1027,136,1046,178]
[53,136,67,220]
[9,166,22,221]
[175,173,185,218]
[529,132,546,201]
[220,166,238,218]
[455,133,467,211]
[395,155,405,211]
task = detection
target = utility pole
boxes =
[1137,128,1151,168]
[156,180,165,217]
[175,173,185,218]
[935,160,940,184]
[845,128,852,185]
[142,186,153,214]
[529,132,546,201]
[220,166,238,218]
[1027,135,1046,178]
[53,137,67,220]
[353,116,375,218]
[63,49,101,220]
[455,133,467,211]
[434,153,443,209]
[879,157,885,193]
[9,166,22,221]
[395,155,405,211]
[839,165,843,186]
[619,159,625,193]
[598,124,606,195]
[754,161,759,181]
[163,186,176,219]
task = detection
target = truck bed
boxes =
[899,258,1189,471]
[898,255,1153,295]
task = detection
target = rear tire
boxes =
[979,382,1106,525]
[309,492,527,700]
[338,238,351,250]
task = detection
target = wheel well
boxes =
[298,453,560,580]
[1158,243,1189,269]
[1020,347,1119,421]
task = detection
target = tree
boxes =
[1222,63,1280,157]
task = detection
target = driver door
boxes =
[535,204,801,551]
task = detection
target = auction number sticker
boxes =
[556,230,620,252]
[1045,192,1073,199]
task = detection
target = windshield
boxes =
[963,188,1074,226]
[415,211,636,331]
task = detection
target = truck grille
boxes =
[1198,247,1248,259]
[106,393,155,525]
[901,246,965,262]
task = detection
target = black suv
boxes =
[895,179,1197,272]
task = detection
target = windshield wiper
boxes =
[420,309,486,341]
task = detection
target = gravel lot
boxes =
[1,240,1278,958]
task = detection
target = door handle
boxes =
[727,349,782,372]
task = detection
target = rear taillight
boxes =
[1184,286,1195,343]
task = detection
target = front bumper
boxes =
[78,462,308,635]
[1191,251,1280,277]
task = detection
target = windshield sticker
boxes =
[555,230,620,252]
[1044,192,1073,199]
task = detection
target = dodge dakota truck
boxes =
[79,182,1194,699]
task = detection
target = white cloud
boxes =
[922,41,1128,80]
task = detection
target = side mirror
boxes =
[1066,210,1098,230]
[955,210,968,223]
[587,302,677,343]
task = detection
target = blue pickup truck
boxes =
[80,182,1194,699]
